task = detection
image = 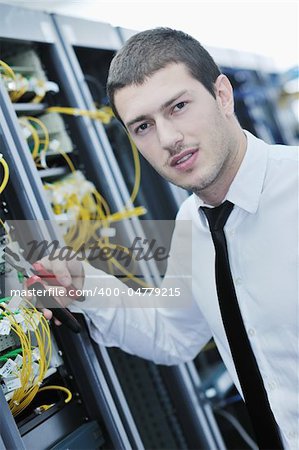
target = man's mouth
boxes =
[170,148,199,167]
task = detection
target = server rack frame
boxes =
[0,80,137,450]
[0,4,144,448]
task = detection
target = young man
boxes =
[42,28,298,449]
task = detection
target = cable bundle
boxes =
[44,170,148,286]
[1,59,149,286]
[0,59,59,103]
[0,297,52,416]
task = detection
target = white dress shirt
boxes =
[75,131,298,449]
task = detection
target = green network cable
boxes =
[0,348,23,362]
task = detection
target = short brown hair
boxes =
[107,27,221,122]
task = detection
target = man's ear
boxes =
[214,74,234,117]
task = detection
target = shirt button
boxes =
[235,277,242,286]
[248,328,256,337]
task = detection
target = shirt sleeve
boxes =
[72,269,212,365]
[71,202,212,365]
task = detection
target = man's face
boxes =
[114,63,236,195]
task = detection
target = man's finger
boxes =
[40,256,71,287]
[41,309,62,326]
[54,318,62,326]
[42,308,52,320]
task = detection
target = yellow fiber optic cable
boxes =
[25,116,50,154]
[106,206,147,223]
[15,311,48,413]
[21,116,50,170]
[125,133,141,206]
[32,80,46,104]
[35,117,147,282]
[0,155,9,194]
[18,118,40,159]
[0,219,11,241]
[56,148,76,173]
[44,106,144,215]
[0,61,40,104]
[12,86,27,103]
[95,240,149,288]
[92,189,111,220]
[38,385,72,403]
[1,300,52,415]
[0,310,32,413]
[0,60,16,80]
[46,106,113,124]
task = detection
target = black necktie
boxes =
[201,201,283,450]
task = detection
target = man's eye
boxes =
[174,101,186,111]
[136,123,149,133]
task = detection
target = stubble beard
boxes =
[163,139,232,196]
[150,109,236,195]
[153,157,227,194]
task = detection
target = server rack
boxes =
[0,4,216,449]
[0,105,135,450]
[0,4,144,448]
[208,46,298,145]
[221,66,289,144]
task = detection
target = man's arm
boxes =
[40,229,212,364]
[71,259,212,365]
[41,196,212,365]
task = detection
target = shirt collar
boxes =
[194,130,269,214]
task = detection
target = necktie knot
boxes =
[201,200,234,232]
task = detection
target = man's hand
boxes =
[37,253,85,323]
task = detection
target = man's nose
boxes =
[156,119,183,151]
